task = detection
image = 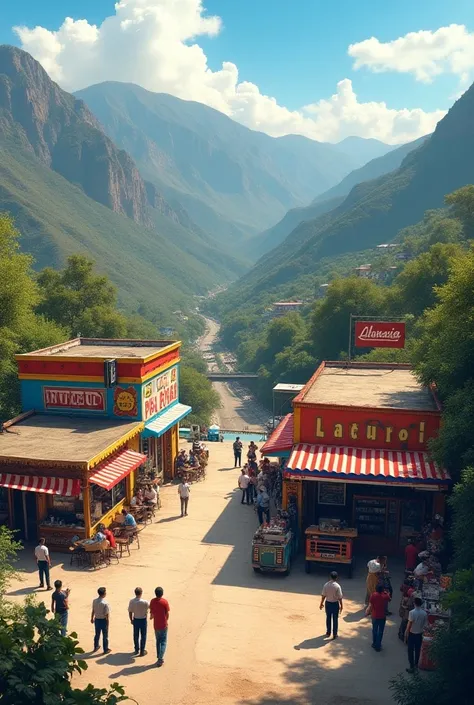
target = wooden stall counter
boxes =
[305,525,358,578]
[39,524,85,552]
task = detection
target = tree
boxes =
[412,245,474,398]
[37,255,128,337]
[0,602,129,705]
[445,184,474,238]
[0,213,39,330]
[0,526,22,603]
[391,243,463,317]
[179,366,220,426]
[310,277,387,359]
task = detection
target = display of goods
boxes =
[422,584,440,600]
[440,575,452,590]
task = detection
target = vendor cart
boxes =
[252,516,294,575]
[304,525,357,578]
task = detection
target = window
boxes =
[90,479,126,524]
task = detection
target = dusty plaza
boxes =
[9,441,408,705]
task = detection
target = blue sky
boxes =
[1,0,473,143]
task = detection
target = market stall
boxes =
[1,336,192,549]
[275,362,451,558]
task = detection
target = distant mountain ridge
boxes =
[221,80,474,308]
[252,136,426,257]
[75,82,392,244]
[0,45,246,318]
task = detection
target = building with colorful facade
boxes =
[0,338,191,549]
[261,361,451,556]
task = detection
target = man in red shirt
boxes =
[149,586,170,667]
[405,539,418,572]
[366,584,391,651]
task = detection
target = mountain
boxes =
[221,81,474,308]
[75,82,364,243]
[0,46,245,317]
[312,136,428,205]
[333,136,396,164]
[253,136,427,257]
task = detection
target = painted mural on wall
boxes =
[113,386,138,417]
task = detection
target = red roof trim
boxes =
[260,414,294,455]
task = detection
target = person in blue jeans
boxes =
[320,571,344,639]
[91,586,111,654]
[51,579,70,636]
[366,584,391,651]
[128,587,149,656]
[149,586,170,667]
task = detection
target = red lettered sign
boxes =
[43,387,106,411]
[355,321,406,348]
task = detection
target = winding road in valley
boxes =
[197,316,269,433]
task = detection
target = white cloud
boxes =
[349,24,474,85]
[14,0,445,144]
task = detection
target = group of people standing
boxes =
[50,581,171,668]
[235,439,273,525]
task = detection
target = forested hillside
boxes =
[218,186,473,427]
[216,79,474,311]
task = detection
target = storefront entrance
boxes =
[12,490,37,540]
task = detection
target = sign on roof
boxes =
[355,321,405,349]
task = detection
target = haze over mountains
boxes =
[75,82,393,244]
[222,80,474,310]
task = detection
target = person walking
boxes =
[405,597,428,673]
[320,571,343,639]
[238,468,251,504]
[233,437,243,467]
[128,587,149,656]
[149,586,170,667]
[365,555,386,604]
[91,586,111,654]
[366,584,391,651]
[256,486,270,525]
[178,478,191,516]
[51,579,70,636]
[35,538,52,590]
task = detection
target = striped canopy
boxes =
[89,449,146,491]
[286,444,450,486]
[0,473,81,495]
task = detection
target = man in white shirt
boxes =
[91,586,111,654]
[144,485,158,507]
[238,469,251,505]
[178,479,191,517]
[320,571,344,639]
[128,587,150,656]
[405,597,428,672]
[34,538,52,590]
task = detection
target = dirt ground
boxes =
[8,442,409,705]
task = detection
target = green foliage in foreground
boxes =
[0,527,131,705]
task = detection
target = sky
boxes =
[1,0,474,144]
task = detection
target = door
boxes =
[12,490,37,541]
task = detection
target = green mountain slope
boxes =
[0,46,246,315]
[220,82,474,308]
[75,82,381,243]
[0,143,239,319]
[312,136,427,205]
[252,137,425,258]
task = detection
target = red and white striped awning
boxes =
[0,473,81,495]
[260,414,294,456]
[286,444,451,485]
[89,449,146,491]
